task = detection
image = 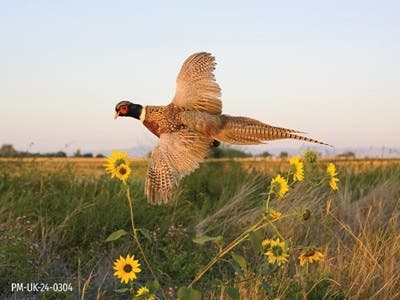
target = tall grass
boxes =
[197,165,399,299]
[0,158,399,299]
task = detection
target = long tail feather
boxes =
[213,115,331,146]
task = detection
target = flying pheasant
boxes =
[114,52,329,204]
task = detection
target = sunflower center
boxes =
[119,166,127,175]
[271,245,284,256]
[273,183,281,193]
[304,250,315,257]
[123,263,133,273]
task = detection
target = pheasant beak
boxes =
[114,111,119,119]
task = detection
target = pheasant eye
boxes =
[120,106,128,114]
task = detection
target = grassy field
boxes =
[1,156,399,299]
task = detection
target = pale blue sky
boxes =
[1,1,399,154]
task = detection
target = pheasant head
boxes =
[114,101,143,120]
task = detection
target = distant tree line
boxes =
[0,144,104,158]
[336,151,356,158]
[0,144,67,157]
[1,143,357,159]
[72,149,104,158]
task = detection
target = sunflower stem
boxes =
[264,188,273,213]
[189,217,266,288]
[126,187,166,299]
[266,218,285,240]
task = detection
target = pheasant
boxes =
[114,52,329,204]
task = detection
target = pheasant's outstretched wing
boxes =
[145,130,213,204]
[172,52,222,114]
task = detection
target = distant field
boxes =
[1,156,399,299]
[2,156,399,175]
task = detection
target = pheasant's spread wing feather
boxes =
[172,52,222,114]
[146,130,213,204]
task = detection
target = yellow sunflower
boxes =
[299,249,324,266]
[115,163,131,183]
[263,238,289,265]
[136,286,155,299]
[327,163,339,190]
[104,150,131,183]
[113,254,141,284]
[289,156,304,182]
[271,174,289,198]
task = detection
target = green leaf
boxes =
[113,288,129,294]
[105,229,128,242]
[226,286,240,300]
[192,235,219,245]
[178,287,202,300]
[232,252,247,273]
[249,230,263,253]
[137,228,153,242]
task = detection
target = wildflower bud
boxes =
[302,209,311,221]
